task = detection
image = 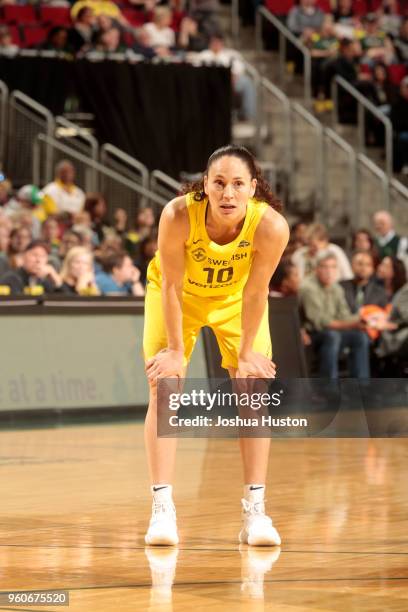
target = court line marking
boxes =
[0,543,407,555]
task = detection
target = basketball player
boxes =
[143,145,289,546]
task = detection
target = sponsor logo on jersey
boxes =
[192,247,207,262]
[192,238,203,244]
[238,240,250,248]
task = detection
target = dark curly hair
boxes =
[181,145,282,211]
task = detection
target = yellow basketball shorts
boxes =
[143,285,272,370]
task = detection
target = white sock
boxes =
[244,484,265,504]
[151,484,173,503]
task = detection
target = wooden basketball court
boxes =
[1,419,407,611]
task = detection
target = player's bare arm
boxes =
[237,209,290,378]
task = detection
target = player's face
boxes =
[204,156,257,221]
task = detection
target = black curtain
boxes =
[0,57,231,177]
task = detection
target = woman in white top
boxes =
[142,7,175,49]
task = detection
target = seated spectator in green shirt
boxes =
[300,252,370,378]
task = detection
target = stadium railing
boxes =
[322,128,357,249]
[332,75,393,179]
[255,5,312,105]
[55,115,99,191]
[100,143,152,213]
[7,89,55,186]
[33,133,167,218]
[150,170,182,205]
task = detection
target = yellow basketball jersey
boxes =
[147,192,269,297]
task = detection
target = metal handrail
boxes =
[9,90,55,180]
[55,115,99,190]
[56,116,99,160]
[357,153,390,220]
[332,76,393,178]
[0,80,8,169]
[150,170,181,195]
[242,60,263,152]
[261,76,293,178]
[33,134,168,207]
[231,0,240,45]
[255,6,312,104]
[100,143,150,192]
[390,177,408,199]
[323,127,358,230]
[291,102,324,208]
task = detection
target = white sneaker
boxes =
[239,498,281,546]
[145,498,179,546]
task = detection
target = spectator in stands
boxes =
[71,0,124,23]
[395,17,408,62]
[42,160,85,218]
[0,240,61,295]
[41,217,61,256]
[93,27,127,53]
[304,15,339,100]
[0,26,19,57]
[189,0,221,39]
[376,281,408,370]
[134,230,158,285]
[84,193,110,244]
[0,217,11,277]
[377,0,402,38]
[321,38,362,103]
[199,34,256,126]
[125,206,155,257]
[269,258,301,297]
[333,0,355,27]
[178,15,208,51]
[286,221,309,255]
[58,229,82,260]
[132,28,158,58]
[340,251,388,313]
[59,246,100,295]
[390,76,408,173]
[300,252,370,378]
[373,210,408,259]
[40,27,71,53]
[96,251,145,295]
[112,207,128,238]
[0,176,12,208]
[357,14,397,65]
[369,62,398,111]
[352,228,380,264]
[292,222,353,281]
[8,226,32,269]
[376,255,407,300]
[142,6,176,49]
[3,185,55,238]
[68,7,96,54]
[287,0,325,38]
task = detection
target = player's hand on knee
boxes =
[145,348,184,382]
[237,351,277,380]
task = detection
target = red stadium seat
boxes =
[316,0,332,13]
[6,24,21,46]
[22,25,49,48]
[41,7,72,27]
[388,64,407,85]
[265,0,294,15]
[4,5,37,24]
[122,8,145,26]
[353,0,369,16]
